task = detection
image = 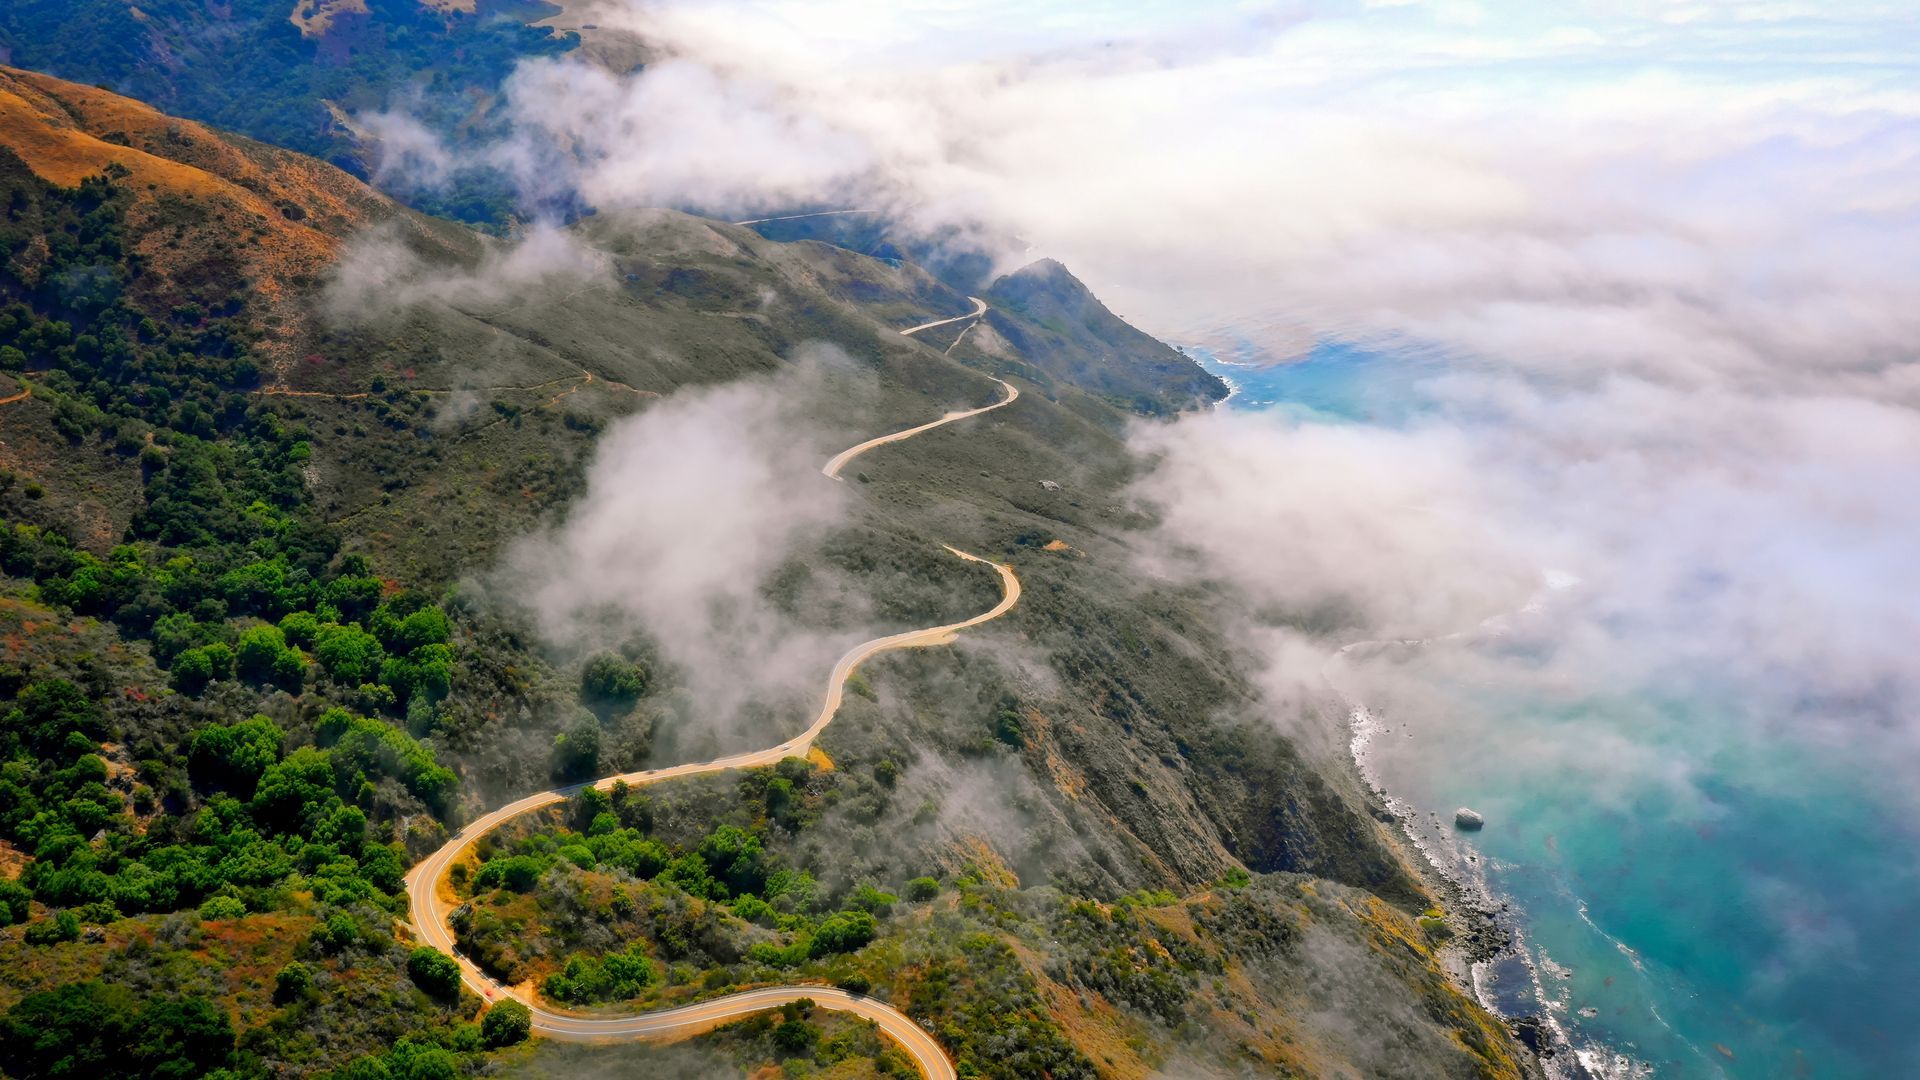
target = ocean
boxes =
[1193,341,1920,1079]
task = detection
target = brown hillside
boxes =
[0,65,419,355]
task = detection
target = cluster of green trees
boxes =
[0,980,236,1079]
[453,763,945,1006]
[6,520,460,715]
[0,689,449,928]
[0,158,464,715]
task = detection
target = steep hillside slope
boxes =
[0,0,571,194]
[0,72,1533,1080]
[0,66,466,353]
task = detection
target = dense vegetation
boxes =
[452,766,1103,1079]
[0,159,502,1075]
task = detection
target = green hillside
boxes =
[0,69,1531,1080]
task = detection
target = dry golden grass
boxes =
[0,66,413,360]
[290,0,371,38]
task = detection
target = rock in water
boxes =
[1454,807,1485,830]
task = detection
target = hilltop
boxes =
[0,71,1533,1080]
[0,0,572,222]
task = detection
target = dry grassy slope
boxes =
[0,66,461,358]
[290,0,475,39]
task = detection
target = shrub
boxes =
[772,1018,821,1056]
[197,895,246,920]
[542,943,655,1004]
[808,910,876,957]
[23,909,79,944]
[407,947,461,999]
[580,652,646,709]
[480,1000,531,1048]
[847,884,897,916]
[906,876,941,902]
[473,855,546,892]
[273,961,312,1002]
[311,911,360,953]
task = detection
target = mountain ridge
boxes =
[0,69,1535,1080]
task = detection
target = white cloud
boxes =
[500,353,859,745]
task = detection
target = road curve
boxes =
[822,378,1019,481]
[899,296,988,337]
[405,380,1027,1080]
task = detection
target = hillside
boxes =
[0,0,572,223]
[0,72,1534,1080]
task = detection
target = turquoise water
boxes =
[1199,344,1920,1078]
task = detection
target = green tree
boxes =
[234,624,290,683]
[473,855,546,892]
[697,824,767,897]
[197,895,245,920]
[171,644,233,693]
[0,982,233,1080]
[22,909,79,944]
[129,996,235,1080]
[406,947,461,999]
[278,610,320,648]
[550,719,601,781]
[313,624,384,684]
[0,879,31,925]
[580,652,646,711]
[772,1017,821,1056]
[809,910,876,957]
[480,1000,530,1048]
[188,715,283,794]
[273,961,312,1003]
[390,606,451,652]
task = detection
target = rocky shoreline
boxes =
[1344,698,1578,1080]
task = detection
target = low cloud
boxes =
[1130,370,1920,793]
[1129,413,1539,640]
[322,221,611,323]
[500,350,861,747]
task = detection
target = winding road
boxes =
[898,296,988,338]
[822,378,1018,481]
[404,373,1025,1078]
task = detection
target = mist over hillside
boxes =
[0,54,1532,1080]
[1,2,1909,1079]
